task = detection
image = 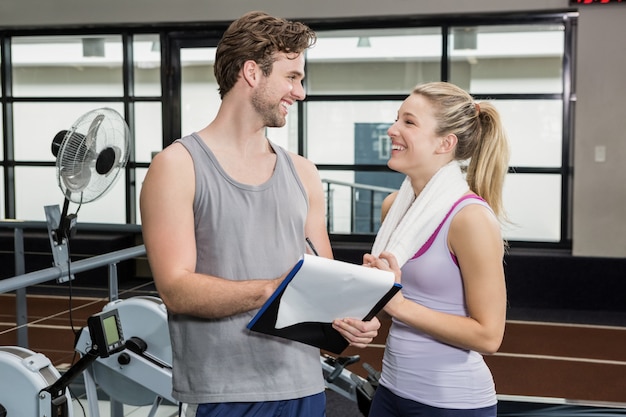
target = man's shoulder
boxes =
[285,151,318,179]
[283,149,315,168]
[151,141,193,169]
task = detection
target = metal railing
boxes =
[322,179,395,234]
[0,220,144,348]
[0,178,394,346]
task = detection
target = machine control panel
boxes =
[87,309,125,358]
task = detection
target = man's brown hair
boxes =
[214,11,317,99]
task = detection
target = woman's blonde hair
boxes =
[412,82,510,220]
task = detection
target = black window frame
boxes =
[0,9,577,250]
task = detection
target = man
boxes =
[140,11,380,417]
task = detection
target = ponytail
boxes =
[412,82,510,221]
[466,102,510,221]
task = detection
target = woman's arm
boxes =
[368,204,506,354]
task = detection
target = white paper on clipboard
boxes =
[275,254,397,329]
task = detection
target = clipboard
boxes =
[247,254,401,354]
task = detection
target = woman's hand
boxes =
[363,251,402,285]
[332,316,381,348]
[363,251,406,318]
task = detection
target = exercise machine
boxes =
[0,307,125,416]
[1,295,378,416]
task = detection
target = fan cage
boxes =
[56,108,130,204]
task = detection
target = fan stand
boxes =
[44,193,77,283]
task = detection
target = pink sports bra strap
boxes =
[410,194,485,260]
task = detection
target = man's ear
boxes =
[241,60,260,87]
[437,133,458,154]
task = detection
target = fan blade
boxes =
[61,163,92,193]
[85,114,105,150]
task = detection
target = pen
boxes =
[305,237,319,256]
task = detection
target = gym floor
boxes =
[3,285,626,417]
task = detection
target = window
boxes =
[306,28,442,95]
[3,33,162,223]
[449,24,566,243]
[0,12,576,247]
[304,17,573,245]
[12,35,124,97]
[1,37,4,218]
[134,34,163,165]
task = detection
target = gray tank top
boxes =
[168,133,325,403]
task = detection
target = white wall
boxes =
[572,7,626,257]
[0,1,569,27]
[2,0,626,257]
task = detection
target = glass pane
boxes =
[15,166,61,221]
[0,170,4,219]
[61,171,127,224]
[503,173,561,242]
[16,166,127,223]
[307,28,442,94]
[320,170,403,235]
[13,102,125,161]
[134,34,161,96]
[181,47,219,135]
[135,102,163,162]
[12,35,124,97]
[0,109,3,160]
[495,99,563,168]
[306,101,401,164]
[449,24,564,94]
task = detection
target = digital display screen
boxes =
[87,308,125,357]
[103,315,121,346]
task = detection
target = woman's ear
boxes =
[437,133,458,154]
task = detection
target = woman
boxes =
[364,81,510,417]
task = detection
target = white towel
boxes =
[371,160,469,267]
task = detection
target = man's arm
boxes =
[140,143,281,318]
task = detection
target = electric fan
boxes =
[0,108,134,417]
[48,107,130,245]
